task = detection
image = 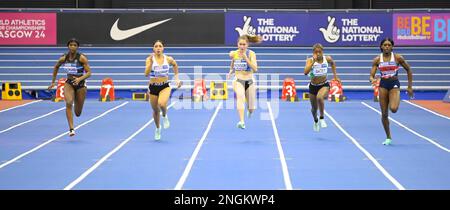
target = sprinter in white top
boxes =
[304,43,340,132]
[145,40,181,140]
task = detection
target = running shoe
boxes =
[237,121,246,129]
[155,128,161,140]
[162,115,170,129]
[382,138,392,145]
[69,129,75,137]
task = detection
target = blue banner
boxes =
[225,12,309,46]
[225,12,392,46]
[306,12,392,46]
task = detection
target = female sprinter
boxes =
[48,38,91,137]
[227,35,262,129]
[304,43,340,132]
[145,40,181,140]
[370,38,413,145]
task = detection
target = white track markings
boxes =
[403,100,450,120]
[324,110,406,190]
[0,102,129,170]
[362,102,449,153]
[267,102,293,190]
[175,102,222,190]
[64,102,176,190]
[0,100,42,113]
[0,107,65,134]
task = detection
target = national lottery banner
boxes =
[393,13,450,45]
[225,12,309,46]
[0,13,56,45]
[225,12,392,46]
[305,12,392,46]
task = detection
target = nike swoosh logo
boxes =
[110,18,172,41]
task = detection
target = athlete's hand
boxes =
[73,77,82,85]
[240,50,248,60]
[369,78,378,86]
[407,86,414,99]
[227,71,234,80]
[47,82,55,90]
[334,77,341,83]
[312,53,318,62]
[175,79,182,88]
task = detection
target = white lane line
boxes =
[402,100,450,120]
[0,107,65,134]
[324,110,406,190]
[361,102,450,153]
[174,101,222,190]
[0,100,42,113]
[0,102,129,170]
[64,102,176,190]
[267,102,293,190]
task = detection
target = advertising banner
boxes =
[393,13,450,45]
[0,13,56,45]
[57,12,224,45]
[305,12,392,46]
[225,12,309,46]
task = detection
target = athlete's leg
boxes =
[316,86,329,119]
[64,83,75,130]
[388,88,400,113]
[74,86,87,117]
[158,86,171,129]
[245,81,256,116]
[149,94,160,129]
[233,80,246,124]
[158,86,171,117]
[379,87,392,141]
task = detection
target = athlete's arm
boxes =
[397,54,413,97]
[48,56,65,90]
[369,56,379,85]
[246,50,258,72]
[144,55,153,77]
[327,56,340,82]
[227,51,235,79]
[168,56,181,88]
[304,57,313,75]
[77,54,92,81]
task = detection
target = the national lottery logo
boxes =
[234,15,299,42]
[319,16,384,43]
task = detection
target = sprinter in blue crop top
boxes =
[369,38,413,146]
[144,40,181,140]
[48,38,91,137]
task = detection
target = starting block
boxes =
[1,82,22,100]
[192,79,208,102]
[210,81,227,100]
[132,92,148,101]
[99,77,115,102]
[52,78,66,102]
[329,94,347,102]
[302,92,310,100]
[281,77,299,102]
[328,79,346,102]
